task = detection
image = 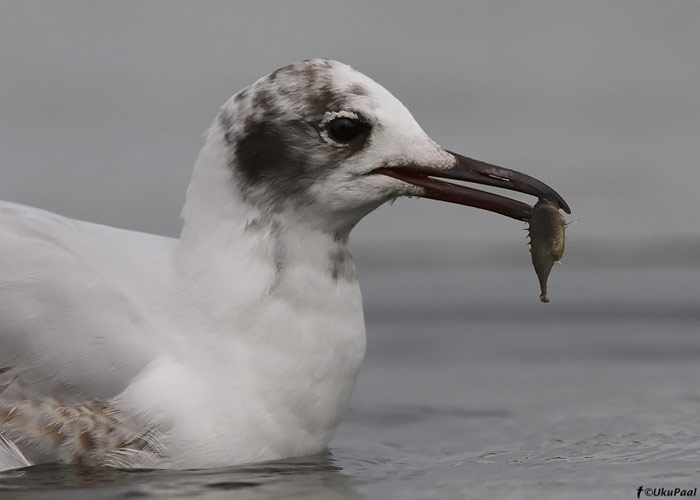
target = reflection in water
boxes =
[0,454,366,499]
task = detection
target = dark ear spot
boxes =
[232,115,369,211]
[221,60,375,211]
[234,119,316,200]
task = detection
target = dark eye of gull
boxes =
[327,117,366,143]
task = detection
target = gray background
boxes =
[1,1,699,263]
[2,4,700,498]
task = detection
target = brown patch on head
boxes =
[233,88,248,103]
[251,86,276,114]
[219,111,235,147]
[347,83,368,97]
[195,60,378,217]
[228,61,372,211]
[234,60,359,124]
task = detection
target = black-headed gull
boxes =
[0,59,569,470]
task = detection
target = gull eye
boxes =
[327,117,365,143]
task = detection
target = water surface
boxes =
[1,266,698,499]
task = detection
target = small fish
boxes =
[528,199,566,303]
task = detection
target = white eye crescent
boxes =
[319,111,369,146]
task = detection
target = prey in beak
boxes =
[375,151,570,221]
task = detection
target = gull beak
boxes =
[375,151,570,221]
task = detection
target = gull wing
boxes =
[0,201,176,400]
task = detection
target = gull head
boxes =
[209,59,569,236]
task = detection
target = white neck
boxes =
[174,124,359,331]
[137,125,367,465]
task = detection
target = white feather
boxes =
[0,59,454,470]
[0,434,31,470]
[0,201,174,398]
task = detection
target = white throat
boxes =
[175,123,361,328]
[132,125,368,466]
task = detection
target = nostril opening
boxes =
[488,174,511,183]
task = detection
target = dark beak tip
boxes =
[447,150,571,216]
